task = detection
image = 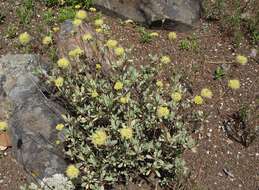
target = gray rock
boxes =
[57,20,115,74]
[0,54,67,181]
[94,0,201,31]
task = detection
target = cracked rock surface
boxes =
[0,54,67,181]
[94,0,201,30]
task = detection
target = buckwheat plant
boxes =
[20,174,74,190]
[46,34,195,190]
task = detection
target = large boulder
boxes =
[0,54,67,181]
[94,0,201,30]
[57,20,117,73]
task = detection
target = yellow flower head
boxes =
[91,90,98,98]
[96,63,102,70]
[201,88,213,99]
[94,19,104,27]
[150,32,159,37]
[228,79,240,90]
[55,140,61,145]
[75,4,81,9]
[95,28,103,33]
[54,77,64,88]
[89,7,96,12]
[114,47,125,57]
[157,106,170,118]
[106,39,118,49]
[119,96,129,104]
[76,10,87,20]
[58,0,65,5]
[19,32,31,45]
[56,123,64,131]
[69,47,84,58]
[168,32,177,40]
[193,95,203,105]
[73,19,82,26]
[42,36,52,45]
[0,121,8,131]
[160,56,171,64]
[66,165,80,179]
[57,58,70,69]
[82,33,93,41]
[91,129,107,146]
[171,92,182,102]
[119,127,133,139]
[236,55,248,65]
[114,81,123,91]
[156,80,163,88]
[52,27,60,33]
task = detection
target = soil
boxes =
[0,151,27,190]
[0,0,258,190]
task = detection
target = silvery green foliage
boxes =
[20,183,40,190]
[41,174,75,190]
[48,53,195,188]
[20,174,74,190]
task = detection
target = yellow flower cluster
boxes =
[19,32,31,45]
[114,47,125,57]
[157,106,170,118]
[75,4,81,9]
[91,129,107,146]
[56,123,64,131]
[150,32,159,37]
[119,127,133,139]
[106,39,118,49]
[171,92,182,102]
[94,19,104,27]
[52,27,60,33]
[66,165,80,179]
[236,55,248,65]
[160,56,171,64]
[42,36,52,45]
[228,79,240,89]
[54,77,64,87]
[119,96,129,104]
[76,10,87,20]
[156,80,163,88]
[0,121,8,131]
[82,33,93,41]
[69,47,84,58]
[96,63,102,70]
[193,95,203,105]
[73,18,82,26]
[89,7,96,12]
[168,32,177,40]
[57,58,70,69]
[95,28,103,33]
[201,88,213,99]
[91,90,98,98]
[114,81,123,91]
[58,0,65,5]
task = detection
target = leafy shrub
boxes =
[58,7,76,22]
[43,9,55,25]
[138,27,153,43]
[179,36,199,51]
[47,46,195,189]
